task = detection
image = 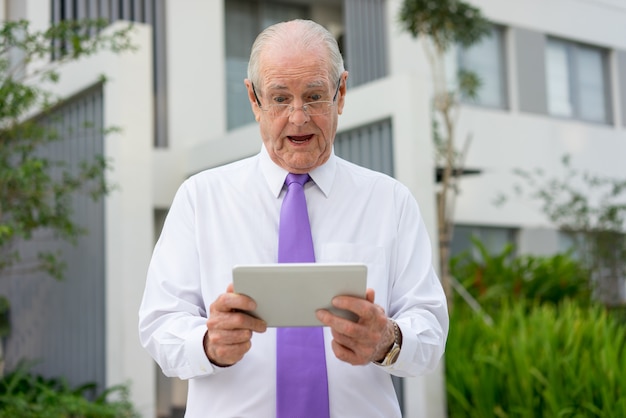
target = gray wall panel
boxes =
[335,118,394,177]
[0,85,106,392]
[343,0,388,87]
[618,50,626,127]
[517,227,559,256]
[51,0,168,147]
[514,28,548,115]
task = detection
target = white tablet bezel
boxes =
[232,263,367,327]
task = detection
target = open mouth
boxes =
[287,134,313,144]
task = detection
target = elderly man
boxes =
[139,19,448,417]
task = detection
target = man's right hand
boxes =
[205,283,267,366]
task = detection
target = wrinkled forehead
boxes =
[257,42,333,89]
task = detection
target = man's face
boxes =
[245,45,347,174]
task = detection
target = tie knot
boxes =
[285,173,310,187]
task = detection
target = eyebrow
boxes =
[265,80,328,91]
[306,80,326,88]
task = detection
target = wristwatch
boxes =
[373,319,401,366]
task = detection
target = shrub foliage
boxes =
[446,301,626,417]
[447,240,625,417]
[0,363,138,417]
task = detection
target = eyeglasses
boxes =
[252,79,341,118]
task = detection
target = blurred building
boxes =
[0,0,624,417]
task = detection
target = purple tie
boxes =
[276,173,330,418]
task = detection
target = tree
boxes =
[0,19,133,336]
[398,0,491,309]
[500,155,626,307]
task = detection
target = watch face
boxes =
[383,344,401,366]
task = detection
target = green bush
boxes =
[0,363,138,418]
[450,239,591,316]
[447,240,625,416]
[446,301,626,417]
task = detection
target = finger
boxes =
[323,313,372,345]
[319,310,386,365]
[212,292,257,314]
[330,295,367,315]
[237,314,267,333]
[208,327,254,345]
[317,306,376,341]
[315,308,333,326]
[330,322,376,351]
[316,308,362,333]
[204,315,265,366]
[226,282,234,293]
[365,288,375,303]
[329,325,358,347]
[206,337,252,366]
[330,339,369,366]
[331,295,385,323]
[209,310,267,332]
[330,325,381,363]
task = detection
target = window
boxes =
[457,25,508,109]
[450,225,518,259]
[225,0,308,130]
[545,38,611,123]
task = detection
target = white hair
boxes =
[247,19,345,89]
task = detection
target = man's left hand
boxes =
[316,288,395,365]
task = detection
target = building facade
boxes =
[1,0,624,417]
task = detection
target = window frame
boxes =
[545,37,613,124]
[457,24,509,110]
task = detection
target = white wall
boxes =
[102,24,155,418]
[472,0,626,50]
[454,107,626,228]
[49,23,157,417]
[5,0,48,28]
[151,0,228,208]
[6,0,25,20]
[166,0,225,152]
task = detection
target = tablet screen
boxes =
[232,263,367,327]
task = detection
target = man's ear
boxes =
[336,71,349,115]
[244,79,262,122]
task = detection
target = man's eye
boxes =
[273,97,287,103]
[309,94,323,101]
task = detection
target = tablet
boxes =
[232,263,367,327]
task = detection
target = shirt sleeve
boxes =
[138,180,221,379]
[376,185,449,377]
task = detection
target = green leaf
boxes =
[0,19,130,282]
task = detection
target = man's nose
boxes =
[288,105,310,126]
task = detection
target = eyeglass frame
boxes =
[251,78,342,118]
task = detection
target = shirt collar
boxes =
[259,145,336,198]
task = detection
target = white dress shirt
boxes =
[138,147,448,417]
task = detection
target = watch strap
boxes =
[373,319,401,366]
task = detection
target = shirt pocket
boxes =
[318,243,390,309]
